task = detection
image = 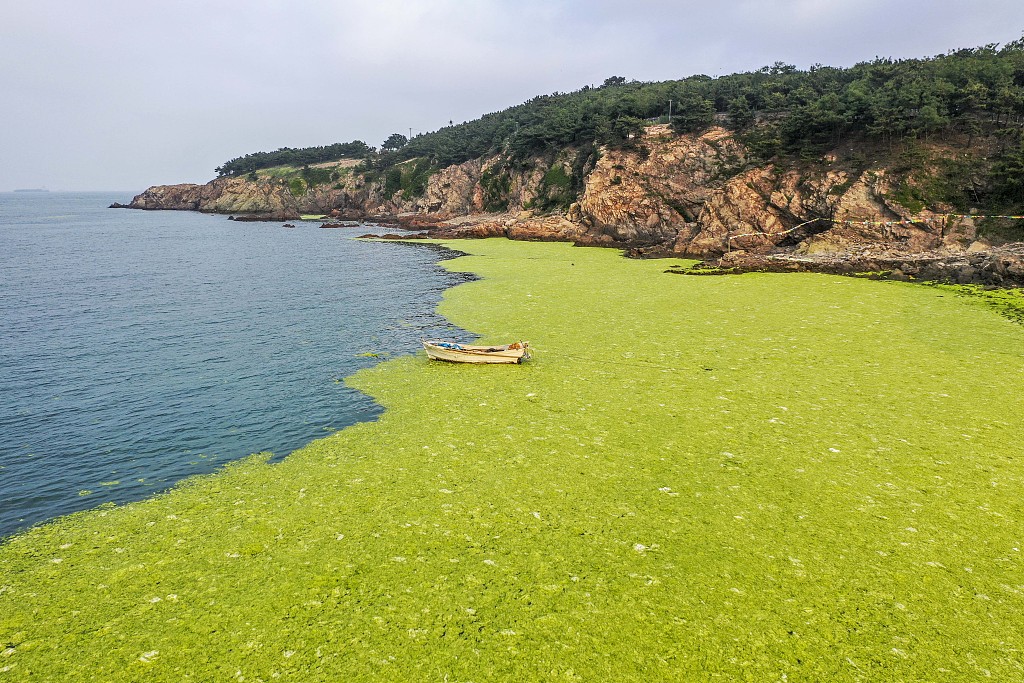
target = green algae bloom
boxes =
[2,239,1023,681]
[927,282,1024,326]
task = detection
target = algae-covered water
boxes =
[0,193,466,538]
[1,239,1023,681]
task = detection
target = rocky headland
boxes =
[124,125,1024,286]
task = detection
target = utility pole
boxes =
[668,99,673,123]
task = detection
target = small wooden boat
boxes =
[422,340,530,364]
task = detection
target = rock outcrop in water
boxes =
[126,125,1024,284]
[129,178,302,220]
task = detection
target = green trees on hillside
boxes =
[992,142,1024,202]
[381,133,408,151]
[671,92,715,134]
[215,141,372,176]
[214,37,1024,212]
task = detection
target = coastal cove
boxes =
[0,192,468,537]
[2,238,1024,680]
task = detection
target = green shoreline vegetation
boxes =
[2,239,1024,680]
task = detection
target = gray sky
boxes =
[1,0,1022,192]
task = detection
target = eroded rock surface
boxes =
[126,125,1019,277]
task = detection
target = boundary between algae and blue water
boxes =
[3,236,1024,680]
[0,232,478,543]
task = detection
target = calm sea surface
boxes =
[0,192,468,538]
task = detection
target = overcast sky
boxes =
[1,1,1022,192]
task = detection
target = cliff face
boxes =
[574,127,746,245]
[129,175,370,219]
[129,183,205,211]
[129,126,984,257]
[565,125,976,256]
[413,159,484,215]
[130,178,302,217]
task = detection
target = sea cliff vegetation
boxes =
[2,239,1022,680]
[216,38,1024,211]
[215,141,373,177]
[127,36,1024,266]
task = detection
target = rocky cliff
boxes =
[128,125,1009,265]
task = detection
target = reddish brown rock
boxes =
[124,126,1015,266]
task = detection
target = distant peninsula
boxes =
[125,37,1024,285]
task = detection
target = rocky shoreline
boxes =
[681,244,1024,288]
[117,124,1024,288]
[352,213,1024,288]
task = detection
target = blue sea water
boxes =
[0,192,468,538]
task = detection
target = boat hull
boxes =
[422,341,530,364]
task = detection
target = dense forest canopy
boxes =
[215,37,1024,204]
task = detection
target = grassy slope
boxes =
[2,239,1023,681]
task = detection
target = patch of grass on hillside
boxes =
[2,240,1023,681]
[256,165,299,180]
[300,166,336,187]
[254,164,351,189]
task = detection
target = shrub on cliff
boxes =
[382,168,403,200]
[300,166,334,187]
[479,167,511,212]
[399,158,433,200]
